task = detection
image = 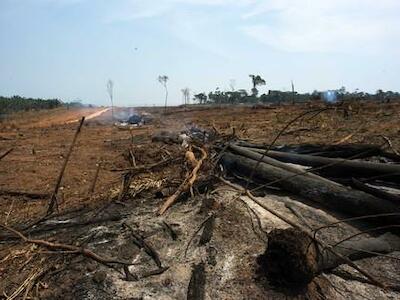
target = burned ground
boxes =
[0,102,400,299]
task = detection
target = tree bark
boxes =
[229,144,335,184]
[351,178,400,204]
[245,147,400,182]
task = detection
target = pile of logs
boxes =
[219,141,400,288]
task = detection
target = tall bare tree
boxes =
[181,87,190,107]
[158,75,169,113]
[107,79,114,120]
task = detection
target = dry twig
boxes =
[159,146,207,215]
[0,148,14,161]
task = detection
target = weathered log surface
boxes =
[229,144,336,184]
[351,178,400,204]
[235,142,383,158]
[244,147,400,182]
[220,152,400,225]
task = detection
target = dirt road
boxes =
[66,107,110,123]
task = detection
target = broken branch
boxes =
[0,223,133,266]
[158,146,207,215]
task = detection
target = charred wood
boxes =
[187,263,206,300]
[198,215,215,246]
[220,152,400,225]
[245,147,400,183]
[351,178,400,204]
[259,227,400,288]
[0,189,50,199]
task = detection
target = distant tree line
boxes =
[0,95,63,114]
[193,75,400,105]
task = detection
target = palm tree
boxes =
[158,75,169,113]
[249,75,266,97]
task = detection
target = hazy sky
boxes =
[1,0,399,106]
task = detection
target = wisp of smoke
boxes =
[114,107,137,121]
[322,90,337,104]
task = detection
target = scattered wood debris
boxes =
[1,105,400,299]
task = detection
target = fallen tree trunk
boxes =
[235,142,383,158]
[259,227,400,288]
[220,152,400,225]
[244,147,400,182]
[351,178,400,204]
[228,144,335,184]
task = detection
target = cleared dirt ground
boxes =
[0,102,399,299]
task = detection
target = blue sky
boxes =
[1,0,399,106]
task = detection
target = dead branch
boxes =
[285,202,314,231]
[198,215,215,246]
[0,223,133,266]
[185,147,199,168]
[332,225,400,249]
[162,221,178,240]
[333,125,362,145]
[0,189,50,199]
[282,126,319,135]
[0,148,14,160]
[129,149,137,167]
[312,213,400,240]
[123,265,169,282]
[47,117,85,215]
[109,157,177,172]
[184,214,214,258]
[123,222,162,268]
[239,198,267,242]
[381,135,400,156]
[158,146,207,215]
[88,162,101,197]
[117,172,134,202]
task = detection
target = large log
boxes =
[244,147,400,182]
[259,227,400,288]
[351,178,400,204]
[229,144,335,184]
[220,152,400,225]
[235,142,383,158]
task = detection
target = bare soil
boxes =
[0,102,399,299]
